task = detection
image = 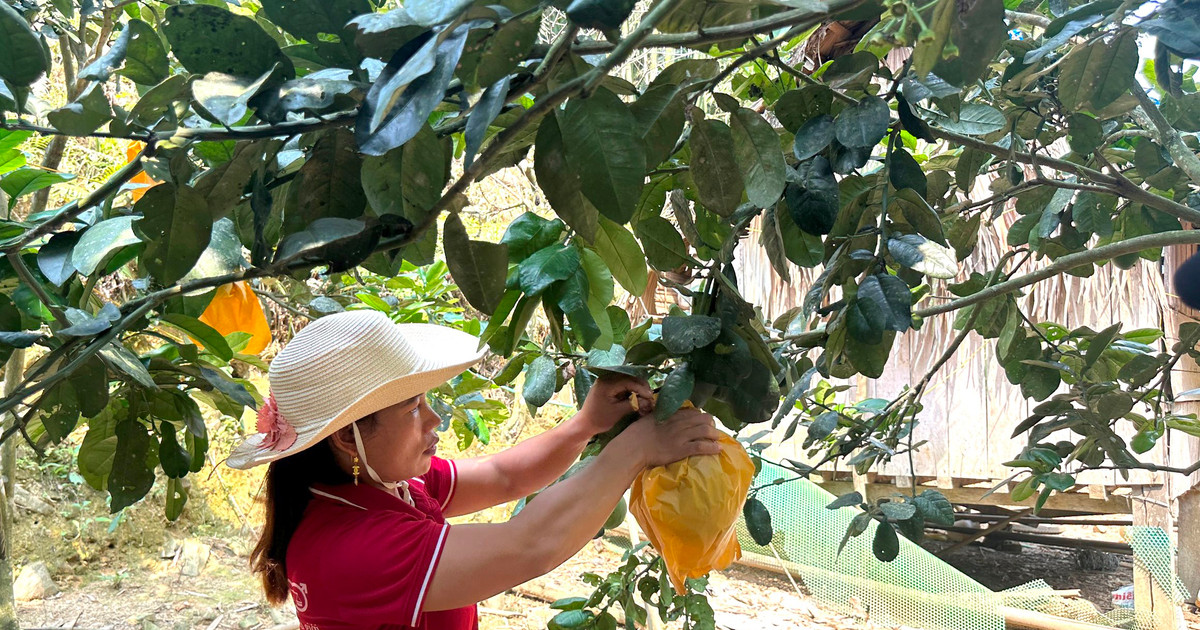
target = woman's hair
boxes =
[250,416,374,605]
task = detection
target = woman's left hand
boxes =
[577,374,654,435]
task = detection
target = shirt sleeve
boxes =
[330,512,452,627]
[420,456,458,511]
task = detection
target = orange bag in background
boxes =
[126,141,157,201]
[198,281,272,355]
[629,421,755,594]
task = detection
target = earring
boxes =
[352,455,360,486]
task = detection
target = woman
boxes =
[227,310,722,629]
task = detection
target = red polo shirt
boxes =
[286,457,477,630]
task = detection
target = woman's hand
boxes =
[616,407,723,468]
[576,373,655,436]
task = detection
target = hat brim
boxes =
[225,324,487,469]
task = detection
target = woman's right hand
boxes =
[617,408,723,468]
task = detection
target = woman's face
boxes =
[352,393,442,483]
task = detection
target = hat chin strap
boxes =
[352,422,414,507]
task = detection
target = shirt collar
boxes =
[309,481,419,513]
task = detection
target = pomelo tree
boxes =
[1,0,1199,626]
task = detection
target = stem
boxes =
[915,229,1200,318]
[5,252,68,325]
[1005,10,1051,28]
[1131,86,1200,187]
[581,0,686,95]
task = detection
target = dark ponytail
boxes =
[250,439,352,605]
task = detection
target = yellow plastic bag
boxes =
[629,426,755,594]
[197,281,272,355]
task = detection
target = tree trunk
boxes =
[0,351,24,630]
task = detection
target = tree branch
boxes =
[565,0,866,56]
[1006,10,1051,28]
[915,229,1200,318]
[6,147,150,252]
[1131,86,1200,187]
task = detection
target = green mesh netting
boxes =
[731,462,1005,630]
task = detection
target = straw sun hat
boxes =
[225,310,487,469]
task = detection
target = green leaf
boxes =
[895,188,947,245]
[578,248,615,347]
[118,19,169,85]
[160,313,233,362]
[776,200,824,267]
[923,103,1007,136]
[40,381,80,443]
[535,114,599,242]
[72,216,140,276]
[932,0,1006,87]
[502,213,565,263]
[45,78,116,134]
[165,477,188,521]
[523,355,557,407]
[743,497,774,546]
[1067,113,1103,155]
[0,2,48,86]
[1,168,75,210]
[661,315,722,354]
[887,234,958,279]
[1057,29,1138,111]
[133,183,213,285]
[655,365,695,420]
[592,218,648,296]
[802,411,836,445]
[690,117,744,216]
[36,230,80,287]
[159,422,191,479]
[518,244,581,297]
[464,76,511,169]
[549,609,594,630]
[192,66,285,127]
[257,0,368,66]
[635,216,690,271]
[760,206,792,281]
[859,274,912,332]
[356,26,469,156]
[879,500,917,521]
[1073,191,1117,238]
[731,107,787,208]
[289,128,367,231]
[827,491,863,509]
[912,489,955,525]
[834,96,890,149]
[71,356,109,418]
[785,157,840,235]
[445,214,508,314]
[846,330,895,379]
[162,5,294,79]
[872,520,900,561]
[774,85,833,133]
[889,147,927,198]
[792,114,835,162]
[108,419,156,512]
[80,19,166,84]
[558,88,645,224]
[566,0,637,30]
[631,84,685,167]
[78,404,120,491]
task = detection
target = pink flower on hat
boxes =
[257,393,296,452]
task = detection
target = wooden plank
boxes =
[818,481,1132,514]
[1130,485,1185,630]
